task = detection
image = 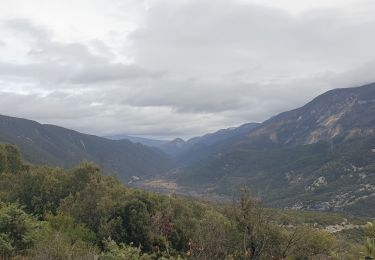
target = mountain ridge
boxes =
[236,83,375,148]
[0,114,172,182]
[105,134,168,147]
[167,83,375,216]
[1,83,375,216]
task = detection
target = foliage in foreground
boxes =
[0,143,372,259]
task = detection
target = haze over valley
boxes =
[1,0,375,259]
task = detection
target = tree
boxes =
[46,213,97,244]
[60,173,125,233]
[286,228,336,259]
[100,239,151,260]
[190,210,236,259]
[29,228,98,260]
[364,222,375,259]
[366,221,375,239]
[150,211,174,255]
[121,199,152,249]
[4,145,23,173]
[68,162,102,194]
[0,203,42,256]
[0,144,23,173]
[9,166,70,216]
[232,189,274,260]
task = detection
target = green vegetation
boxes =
[178,136,375,217]
[0,115,172,182]
[0,143,373,259]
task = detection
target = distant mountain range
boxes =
[105,134,168,147]
[172,83,375,216]
[106,123,261,162]
[1,82,374,216]
[0,115,171,182]
[166,123,261,164]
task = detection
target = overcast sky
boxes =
[1,0,375,139]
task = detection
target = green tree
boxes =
[100,239,152,260]
[364,222,375,259]
[0,144,23,173]
[30,228,98,260]
[46,213,97,244]
[9,166,70,216]
[287,228,336,259]
[4,145,23,172]
[190,210,236,259]
[232,190,274,259]
[60,174,126,233]
[122,199,152,249]
[0,203,42,256]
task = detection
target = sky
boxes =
[1,0,375,140]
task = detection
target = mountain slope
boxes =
[0,115,172,181]
[175,83,375,216]
[176,122,260,164]
[105,134,168,147]
[158,122,260,159]
[235,83,375,149]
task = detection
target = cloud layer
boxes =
[1,0,375,139]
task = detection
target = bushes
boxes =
[0,203,42,256]
[364,222,375,259]
[0,144,23,173]
[29,229,98,260]
[0,144,367,259]
[100,239,151,260]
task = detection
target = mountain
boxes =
[174,83,375,217]
[0,115,172,182]
[187,123,260,147]
[158,138,187,156]
[105,134,168,147]
[234,83,375,149]
[175,123,260,164]
[2,83,375,216]
[158,123,260,159]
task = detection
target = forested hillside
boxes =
[0,115,172,182]
[0,144,374,259]
[1,83,374,219]
[172,83,375,216]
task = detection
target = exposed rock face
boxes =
[176,83,375,217]
[235,83,375,148]
[306,176,327,191]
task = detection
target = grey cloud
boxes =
[0,61,162,85]
[89,39,116,59]
[130,0,375,75]
[0,19,163,85]
[0,90,224,139]
[125,0,375,125]
[1,1,375,139]
[117,79,245,113]
[4,19,110,65]
[5,18,51,40]
[70,63,164,84]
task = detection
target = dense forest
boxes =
[0,144,374,259]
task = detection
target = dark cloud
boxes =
[130,0,375,75]
[5,18,51,40]
[1,1,375,139]
[0,20,162,85]
[70,64,164,84]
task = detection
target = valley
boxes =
[1,83,374,218]
[130,83,375,217]
[2,1,375,258]
[0,82,374,259]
